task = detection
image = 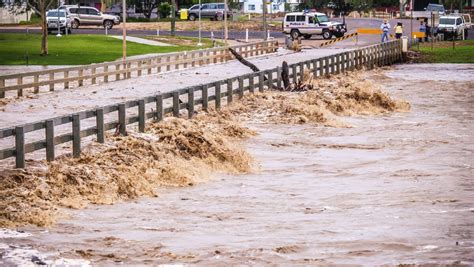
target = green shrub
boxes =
[158,2,171,19]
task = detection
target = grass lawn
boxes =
[0,33,214,65]
[413,40,474,63]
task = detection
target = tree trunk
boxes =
[40,0,48,56]
[170,0,176,36]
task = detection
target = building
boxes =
[239,0,285,14]
[0,0,31,24]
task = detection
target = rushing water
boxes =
[1,64,473,265]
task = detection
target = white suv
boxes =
[283,12,347,40]
[437,14,471,40]
[46,9,72,34]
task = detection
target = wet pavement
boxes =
[1,64,473,265]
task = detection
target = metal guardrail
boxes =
[0,40,402,168]
[0,40,279,98]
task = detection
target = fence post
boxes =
[15,126,25,168]
[115,64,120,81]
[215,82,221,110]
[173,91,180,117]
[267,70,273,89]
[49,73,54,91]
[45,119,55,162]
[299,62,305,81]
[139,99,145,132]
[118,103,126,135]
[96,108,104,143]
[227,79,233,104]
[249,74,255,93]
[104,66,109,83]
[34,74,39,93]
[156,95,163,121]
[292,64,297,83]
[78,69,84,87]
[238,76,244,98]
[17,77,23,97]
[127,63,132,78]
[259,72,264,92]
[341,53,346,73]
[188,87,194,119]
[138,61,142,76]
[276,66,282,89]
[0,79,4,98]
[202,84,208,111]
[312,59,318,77]
[72,114,81,158]
[91,68,96,84]
[325,57,330,76]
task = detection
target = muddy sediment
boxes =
[225,70,410,126]
[0,69,409,227]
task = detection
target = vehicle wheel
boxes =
[464,29,468,38]
[68,28,72,34]
[216,15,223,21]
[104,20,113,30]
[72,20,80,29]
[335,32,344,38]
[322,30,332,40]
[61,29,66,34]
[303,34,312,40]
[290,29,300,40]
[188,14,196,21]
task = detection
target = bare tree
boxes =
[10,0,56,55]
[170,0,176,35]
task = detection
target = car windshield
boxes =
[317,15,329,23]
[439,18,456,25]
[47,11,66,17]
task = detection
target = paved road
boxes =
[1,17,471,41]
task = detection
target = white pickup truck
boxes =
[437,14,472,40]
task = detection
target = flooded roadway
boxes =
[1,64,473,265]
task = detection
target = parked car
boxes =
[60,5,120,29]
[282,12,347,40]
[46,9,72,34]
[187,3,232,21]
[437,14,471,40]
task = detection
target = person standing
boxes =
[380,19,390,43]
[395,22,403,39]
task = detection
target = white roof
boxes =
[285,12,326,16]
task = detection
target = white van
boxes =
[282,12,347,40]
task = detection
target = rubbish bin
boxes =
[180,9,188,20]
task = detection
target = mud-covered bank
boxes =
[0,68,409,229]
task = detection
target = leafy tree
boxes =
[158,2,171,18]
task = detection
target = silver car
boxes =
[187,3,232,21]
[60,5,120,29]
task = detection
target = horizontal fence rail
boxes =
[0,40,402,168]
[0,41,279,99]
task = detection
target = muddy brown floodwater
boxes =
[1,64,473,265]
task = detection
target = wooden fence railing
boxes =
[0,40,279,98]
[0,40,402,168]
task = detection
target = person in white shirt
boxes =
[380,19,391,43]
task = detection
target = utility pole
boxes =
[224,0,228,44]
[171,0,176,36]
[262,0,268,41]
[122,0,126,60]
